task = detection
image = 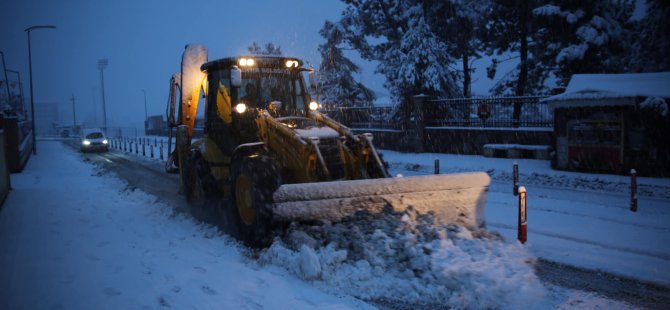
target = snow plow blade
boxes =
[273,172,490,230]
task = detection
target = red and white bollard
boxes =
[630,169,638,212]
[513,161,519,196]
[518,186,527,244]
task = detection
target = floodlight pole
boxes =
[142,89,147,135]
[25,25,56,155]
[97,59,108,133]
[70,93,76,135]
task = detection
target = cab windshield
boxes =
[237,68,307,116]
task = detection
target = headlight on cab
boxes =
[82,140,91,146]
[308,101,319,111]
[285,60,299,68]
[102,139,108,144]
[235,103,247,114]
[238,58,255,67]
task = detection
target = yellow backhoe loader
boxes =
[166,44,490,246]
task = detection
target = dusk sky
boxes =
[1,0,512,130]
[1,0,352,129]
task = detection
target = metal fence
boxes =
[321,105,400,129]
[425,96,551,128]
[321,96,551,129]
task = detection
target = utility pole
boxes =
[142,89,148,135]
[25,24,56,155]
[97,58,108,133]
[70,93,76,135]
[142,89,147,120]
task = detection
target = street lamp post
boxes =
[25,25,56,155]
[142,89,147,134]
[97,59,108,133]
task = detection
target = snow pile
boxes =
[640,96,668,117]
[260,208,546,309]
[294,126,341,139]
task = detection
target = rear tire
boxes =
[229,154,281,247]
[184,151,217,219]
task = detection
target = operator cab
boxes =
[201,56,318,154]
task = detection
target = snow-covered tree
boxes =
[486,1,635,95]
[531,1,635,87]
[339,0,461,103]
[317,21,375,108]
[630,0,670,72]
[427,0,489,97]
[484,0,543,96]
[248,42,283,56]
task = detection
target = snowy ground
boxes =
[381,150,670,286]
[1,139,665,309]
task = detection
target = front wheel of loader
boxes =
[230,155,281,247]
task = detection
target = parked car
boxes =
[80,128,109,152]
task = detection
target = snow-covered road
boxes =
[1,139,668,309]
[0,141,371,310]
[383,150,670,287]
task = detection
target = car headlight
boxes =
[308,101,319,111]
[82,140,91,146]
[235,103,247,114]
[102,139,108,144]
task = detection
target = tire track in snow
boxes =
[488,221,670,262]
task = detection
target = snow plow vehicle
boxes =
[166,44,490,246]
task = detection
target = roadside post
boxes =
[434,159,440,175]
[630,169,638,212]
[518,186,527,244]
[513,161,519,196]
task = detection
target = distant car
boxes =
[80,128,109,152]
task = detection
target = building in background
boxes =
[545,72,670,177]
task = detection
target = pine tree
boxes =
[486,1,635,94]
[340,0,461,103]
[317,21,375,108]
[484,0,541,96]
[427,0,489,97]
[248,42,283,56]
[631,0,670,72]
[532,1,635,87]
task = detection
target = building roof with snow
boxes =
[544,72,670,109]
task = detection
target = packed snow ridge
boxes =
[259,208,545,309]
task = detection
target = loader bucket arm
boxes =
[179,44,208,140]
[307,111,389,178]
[256,111,331,183]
